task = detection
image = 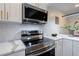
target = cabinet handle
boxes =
[7,12,8,20]
[1,10,3,20]
[4,9,6,20]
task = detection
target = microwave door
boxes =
[22,3,48,24]
[29,11,37,19]
[25,7,37,19]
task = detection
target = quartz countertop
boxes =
[0,40,26,56]
[44,34,79,41]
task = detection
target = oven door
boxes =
[25,42,55,56]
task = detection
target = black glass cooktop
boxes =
[24,37,55,56]
[23,39,43,46]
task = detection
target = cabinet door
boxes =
[55,39,63,56]
[63,39,72,56]
[29,3,39,7]
[39,3,47,10]
[73,41,79,56]
[4,3,10,21]
[5,3,22,23]
[0,3,4,21]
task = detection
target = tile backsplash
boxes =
[0,22,42,42]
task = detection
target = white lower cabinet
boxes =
[55,38,79,56]
[55,39,63,56]
[62,39,72,56]
[55,39,73,56]
[73,41,79,56]
[8,50,25,56]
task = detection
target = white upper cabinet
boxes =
[29,3,47,10]
[5,3,22,23]
[0,3,22,23]
[4,3,10,21]
[29,3,39,8]
[0,3,4,21]
[38,3,47,10]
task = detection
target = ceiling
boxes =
[48,3,79,15]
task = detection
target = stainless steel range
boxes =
[21,30,55,56]
[21,30,43,46]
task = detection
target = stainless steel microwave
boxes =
[22,3,48,24]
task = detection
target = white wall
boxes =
[42,6,68,37]
[0,22,42,42]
